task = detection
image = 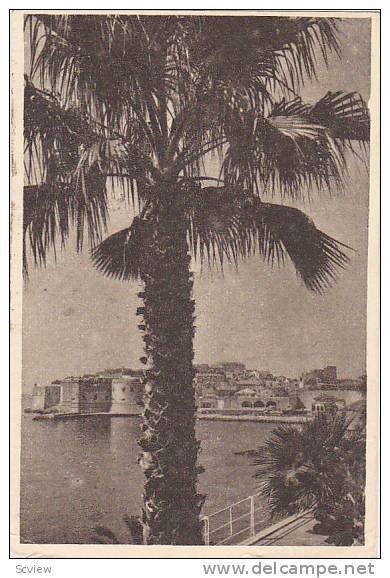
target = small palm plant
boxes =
[23,15,369,544]
[252,413,366,545]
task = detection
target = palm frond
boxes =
[24,77,91,185]
[23,170,108,276]
[24,80,109,273]
[23,79,155,274]
[252,413,354,517]
[310,91,370,142]
[272,91,370,144]
[24,78,155,190]
[90,217,151,281]
[27,14,169,152]
[186,186,350,293]
[260,91,369,196]
[228,113,345,196]
[271,18,341,92]
[168,18,342,173]
[186,185,254,267]
[23,183,69,275]
[221,90,369,197]
[190,17,340,97]
[258,202,350,293]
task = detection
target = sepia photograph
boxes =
[10,9,379,558]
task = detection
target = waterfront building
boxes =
[235,387,257,408]
[59,379,80,413]
[79,379,112,413]
[311,394,346,415]
[233,388,290,412]
[214,382,240,396]
[196,374,225,386]
[266,396,291,412]
[198,392,218,409]
[299,388,362,411]
[111,376,143,414]
[59,377,112,413]
[31,371,143,415]
[336,377,366,391]
[31,384,61,411]
[195,383,216,398]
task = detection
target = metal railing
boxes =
[201,492,270,545]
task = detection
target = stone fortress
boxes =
[31,368,144,415]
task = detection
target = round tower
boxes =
[110,377,143,415]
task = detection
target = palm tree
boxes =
[23,15,369,544]
[252,412,366,545]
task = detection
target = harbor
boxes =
[20,412,276,544]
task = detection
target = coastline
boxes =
[27,410,312,424]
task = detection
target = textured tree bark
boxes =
[137,189,205,545]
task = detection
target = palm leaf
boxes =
[23,183,70,274]
[221,90,369,197]
[24,78,155,189]
[168,20,344,174]
[24,77,90,185]
[23,79,154,274]
[23,169,108,276]
[91,185,350,293]
[190,17,340,96]
[258,202,350,293]
[223,113,344,196]
[252,413,356,517]
[273,91,370,143]
[260,91,369,196]
[23,81,109,273]
[186,186,255,267]
[310,91,370,142]
[90,217,151,281]
[28,15,168,150]
[188,186,350,292]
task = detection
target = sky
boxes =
[22,18,371,390]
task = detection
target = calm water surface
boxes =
[20,414,274,543]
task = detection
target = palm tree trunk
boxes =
[137,189,205,545]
